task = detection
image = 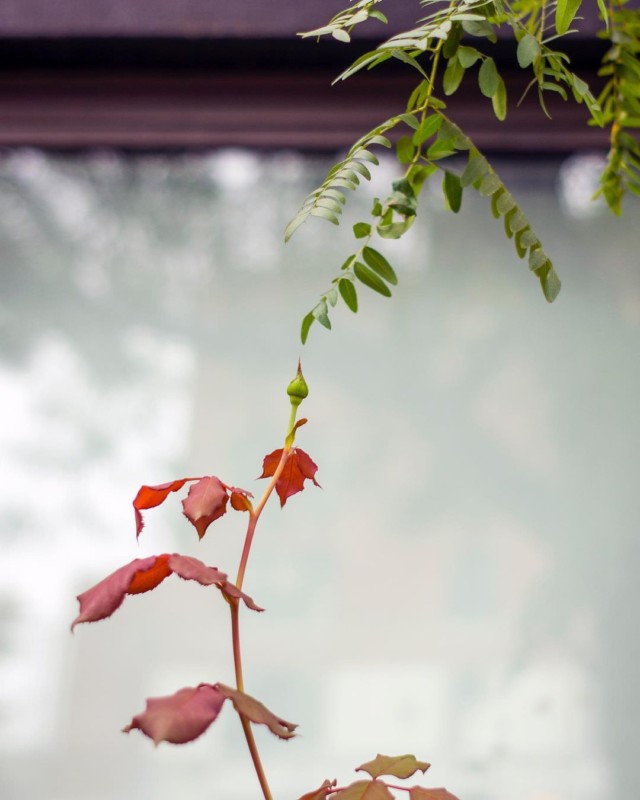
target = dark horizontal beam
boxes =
[0,1,619,154]
[0,68,609,153]
[0,0,610,39]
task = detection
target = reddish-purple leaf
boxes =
[357,754,431,780]
[127,553,173,595]
[333,780,394,800]
[72,554,262,629]
[220,581,265,612]
[259,447,321,507]
[72,555,163,630]
[123,683,226,745]
[409,789,460,800]
[181,476,229,539]
[133,478,197,538]
[167,554,228,585]
[168,554,263,611]
[297,779,337,800]
[215,683,297,739]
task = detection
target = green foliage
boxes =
[593,0,640,213]
[284,127,394,243]
[286,0,634,341]
[301,0,387,43]
[556,0,584,36]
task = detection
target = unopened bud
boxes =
[287,361,309,407]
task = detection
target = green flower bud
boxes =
[287,361,309,407]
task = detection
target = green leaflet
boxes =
[556,0,583,35]
[412,114,443,146]
[354,261,393,296]
[396,136,416,164]
[443,57,465,96]
[377,217,415,239]
[338,277,359,312]
[478,57,499,98]
[457,46,481,68]
[300,312,315,345]
[517,34,541,69]
[332,28,351,43]
[408,163,437,194]
[442,171,463,212]
[362,247,398,285]
[492,77,507,121]
[461,153,489,187]
[353,222,372,239]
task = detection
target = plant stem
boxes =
[236,442,292,590]
[229,404,299,800]
[230,601,273,800]
[405,37,443,176]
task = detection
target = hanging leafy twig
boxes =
[593,0,640,213]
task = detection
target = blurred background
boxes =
[0,3,638,800]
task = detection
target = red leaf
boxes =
[259,447,321,507]
[133,479,196,538]
[72,554,263,629]
[230,489,253,512]
[409,789,460,800]
[297,779,337,800]
[72,555,162,630]
[123,683,226,745]
[127,554,173,595]
[260,449,283,478]
[357,754,431,780]
[181,476,229,539]
[215,683,297,739]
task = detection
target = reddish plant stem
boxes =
[230,600,273,800]
[229,438,294,800]
[236,444,292,590]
